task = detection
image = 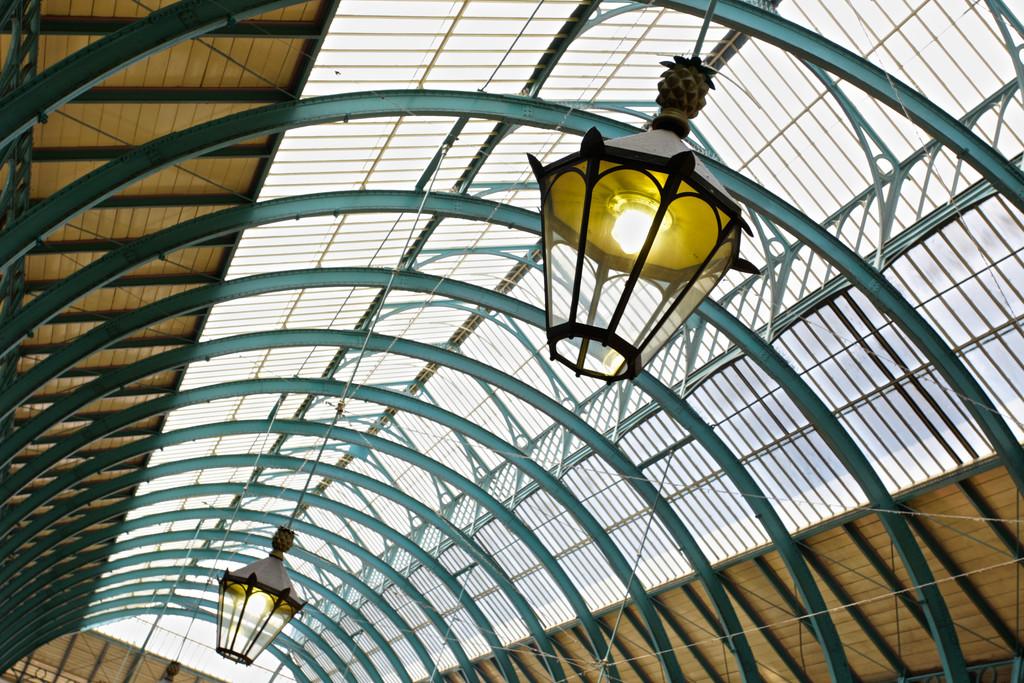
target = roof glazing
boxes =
[42,0,1021,680]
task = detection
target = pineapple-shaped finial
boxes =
[163,661,181,681]
[271,526,295,559]
[652,55,717,138]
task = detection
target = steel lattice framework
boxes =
[1,1,1022,682]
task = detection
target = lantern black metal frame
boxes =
[215,568,304,666]
[530,127,753,382]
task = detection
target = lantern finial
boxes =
[159,661,181,683]
[653,55,717,138]
[271,526,294,559]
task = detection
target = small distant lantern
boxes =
[529,56,757,381]
[158,661,180,683]
[216,527,305,665]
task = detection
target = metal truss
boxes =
[3,0,1023,680]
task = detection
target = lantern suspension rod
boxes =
[692,0,719,58]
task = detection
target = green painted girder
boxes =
[13,592,339,683]
[2,183,1015,683]
[0,191,538,357]
[0,410,624,683]
[1,276,757,679]
[0,85,1009,678]
[654,0,1024,214]
[13,576,366,683]
[0,0,308,150]
[11,525,481,683]
[6,547,414,683]
[2,88,1017,517]
[33,143,273,162]
[799,547,905,674]
[2,378,653,680]
[630,373,853,681]
[21,504,518,683]
[34,581,362,683]
[0,92,636,273]
[0,457,568,682]
[697,300,969,680]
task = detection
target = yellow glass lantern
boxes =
[529,56,756,381]
[216,526,304,665]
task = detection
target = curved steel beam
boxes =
[1,412,619,682]
[6,376,678,681]
[7,548,414,683]
[697,301,967,680]
[9,321,858,674]
[5,323,765,678]
[13,590,340,683]
[9,608,314,683]
[28,579,363,683]
[0,91,634,272]
[654,0,1024,213]
[0,0,305,149]
[4,269,867,679]
[0,462,569,682]
[3,91,1017,509]
[13,507,519,683]
[6,521,484,683]
[0,190,539,357]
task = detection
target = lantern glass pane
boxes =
[542,164,587,328]
[582,163,666,275]
[613,189,727,349]
[639,227,739,365]
[249,600,296,660]
[218,580,248,653]
[235,587,277,657]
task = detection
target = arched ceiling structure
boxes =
[1,1,1022,682]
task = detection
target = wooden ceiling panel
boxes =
[112,158,261,197]
[34,103,270,148]
[35,283,203,320]
[97,37,303,89]
[45,204,233,242]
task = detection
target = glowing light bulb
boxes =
[611,207,653,254]
[602,348,625,376]
[608,194,668,255]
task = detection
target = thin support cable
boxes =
[692,0,719,58]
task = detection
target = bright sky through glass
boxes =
[92,1,1024,680]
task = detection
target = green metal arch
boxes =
[6,544,422,683]
[2,93,1018,508]
[3,312,763,676]
[0,456,571,682]
[8,305,854,676]
[0,190,539,356]
[29,561,370,683]
[18,607,315,683]
[7,520,487,683]
[14,507,522,683]
[2,405,625,682]
[654,0,1024,213]
[697,301,966,679]
[7,374,688,681]
[14,575,371,683]
[15,590,341,683]
[0,0,303,149]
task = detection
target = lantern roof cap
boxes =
[227,553,297,597]
[605,128,742,217]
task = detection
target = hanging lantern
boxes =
[216,526,305,665]
[158,661,181,683]
[529,56,757,381]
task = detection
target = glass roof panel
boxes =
[96,0,1024,678]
